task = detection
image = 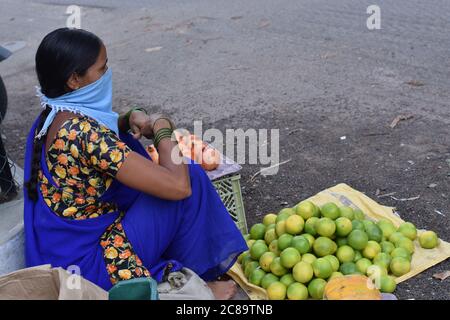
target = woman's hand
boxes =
[129,111,175,140]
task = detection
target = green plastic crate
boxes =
[212,174,248,235]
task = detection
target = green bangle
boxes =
[154,133,172,149]
[154,128,173,144]
[154,128,173,148]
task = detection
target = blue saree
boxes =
[24,116,248,290]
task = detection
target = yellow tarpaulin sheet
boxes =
[227,183,450,300]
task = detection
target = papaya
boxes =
[324,275,382,300]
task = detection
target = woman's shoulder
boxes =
[61,115,111,134]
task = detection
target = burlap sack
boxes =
[0,264,108,300]
[0,265,215,300]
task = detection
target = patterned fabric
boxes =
[38,115,151,284]
[100,216,151,285]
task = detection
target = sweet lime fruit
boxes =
[390,247,411,261]
[261,273,279,289]
[291,236,311,254]
[336,245,355,263]
[419,231,439,249]
[390,257,411,277]
[335,217,353,237]
[275,221,286,237]
[395,237,415,255]
[308,278,327,299]
[366,225,383,243]
[348,230,369,251]
[321,203,340,220]
[379,275,397,293]
[377,219,397,239]
[267,281,287,300]
[329,271,344,280]
[250,241,268,260]
[292,261,314,284]
[336,237,348,247]
[313,237,337,257]
[250,223,266,240]
[339,206,355,220]
[285,214,305,235]
[380,241,396,254]
[280,248,301,268]
[269,240,281,255]
[270,257,288,277]
[264,228,277,246]
[301,253,317,265]
[398,222,417,241]
[362,241,381,260]
[355,258,372,274]
[277,234,294,251]
[263,213,277,226]
[373,252,392,270]
[339,262,359,275]
[315,217,336,238]
[389,232,405,244]
[259,251,277,272]
[323,255,340,272]
[302,234,315,247]
[244,261,260,278]
[295,201,316,220]
[280,273,295,287]
[304,217,319,236]
[353,209,365,220]
[287,282,309,300]
[249,268,266,286]
[312,258,333,279]
[352,220,365,231]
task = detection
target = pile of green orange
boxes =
[239,201,440,300]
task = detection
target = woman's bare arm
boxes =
[116,118,191,201]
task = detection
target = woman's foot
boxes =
[207,280,237,300]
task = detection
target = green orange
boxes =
[321,203,340,220]
[250,223,266,240]
[292,261,314,284]
[308,279,327,299]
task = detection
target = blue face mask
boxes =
[35,68,119,139]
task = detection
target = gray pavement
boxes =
[0,0,449,299]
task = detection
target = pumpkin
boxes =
[146,144,159,164]
[324,275,382,300]
[201,147,220,171]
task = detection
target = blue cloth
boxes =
[35,68,118,139]
[24,116,248,291]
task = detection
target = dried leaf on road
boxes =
[378,192,397,198]
[258,19,271,29]
[406,80,424,87]
[433,271,450,281]
[249,159,291,182]
[145,46,162,52]
[390,195,420,201]
[390,114,414,128]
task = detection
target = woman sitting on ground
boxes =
[23,28,247,299]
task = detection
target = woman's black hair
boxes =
[25,28,102,201]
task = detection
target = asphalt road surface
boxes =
[0,0,449,299]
